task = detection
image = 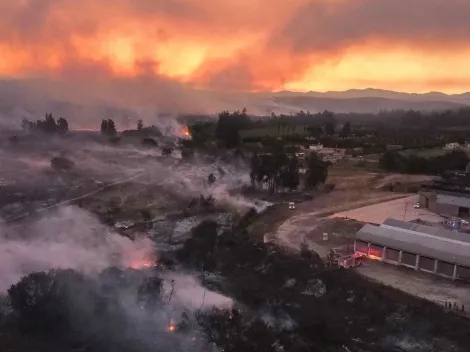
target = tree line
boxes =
[379,150,470,175]
[22,113,69,134]
[100,119,117,136]
[250,149,329,192]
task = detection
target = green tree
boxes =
[379,151,403,171]
[304,152,328,189]
[281,155,300,190]
[57,117,69,133]
[215,109,251,148]
[100,119,108,135]
[161,147,173,156]
[208,173,216,185]
[101,119,117,136]
[107,119,117,136]
[340,121,351,137]
[137,119,143,131]
[7,269,98,335]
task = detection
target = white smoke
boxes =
[0,133,268,218]
[162,272,233,311]
[0,206,155,291]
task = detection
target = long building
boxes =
[355,218,470,280]
[419,189,470,218]
[420,176,470,218]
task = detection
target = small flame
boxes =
[368,254,382,261]
[129,260,155,269]
[182,126,190,137]
[169,324,176,332]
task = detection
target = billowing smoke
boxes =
[0,206,155,291]
[0,132,269,218]
[0,204,235,351]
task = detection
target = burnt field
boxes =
[0,132,469,352]
[173,213,470,352]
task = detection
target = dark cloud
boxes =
[274,0,470,53]
[0,0,470,94]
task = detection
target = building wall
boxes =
[437,194,470,208]
[419,193,433,208]
[428,199,459,217]
[354,239,470,281]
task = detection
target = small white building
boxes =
[443,142,461,151]
[309,144,323,152]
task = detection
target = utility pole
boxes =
[403,201,409,221]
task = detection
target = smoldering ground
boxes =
[0,204,235,351]
[0,130,269,224]
[0,205,155,290]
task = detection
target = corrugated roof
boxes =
[356,223,470,267]
[382,218,470,244]
[436,194,470,208]
[383,218,417,231]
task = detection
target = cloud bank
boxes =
[1,0,470,95]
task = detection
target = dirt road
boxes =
[266,191,409,256]
[329,194,444,224]
[357,261,470,314]
[265,190,470,314]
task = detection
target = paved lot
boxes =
[271,192,469,313]
[329,194,445,224]
[356,260,470,315]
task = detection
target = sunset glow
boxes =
[1,0,470,93]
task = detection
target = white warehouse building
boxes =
[355,218,470,280]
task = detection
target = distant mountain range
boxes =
[265,89,470,114]
[274,88,470,103]
[0,78,469,129]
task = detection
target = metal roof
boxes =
[382,218,470,243]
[357,222,470,267]
[436,194,470,208]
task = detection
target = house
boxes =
[309,144,323,152]
[443,142,461,151]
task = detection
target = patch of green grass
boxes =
[399,148,447,158]
[240,125,310,138]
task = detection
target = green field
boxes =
[240,125,309,138]
[398,148,448,158]
[398,147,470,158]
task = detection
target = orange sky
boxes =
[2,0,470,93]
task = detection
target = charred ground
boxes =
[0,127,469,352]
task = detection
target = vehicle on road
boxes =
[288,202,295,210]
[414,202,421,209]
[327,249,366,268]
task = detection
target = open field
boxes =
[327,166,434,191]
[329,194,445,224]
[240,125,309,138]
[399,147,470,158]
[357,260,470,314]
[399,147,448,158]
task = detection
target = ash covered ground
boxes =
[0,131,469,352]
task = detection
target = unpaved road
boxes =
[266,191,470,314]
[357,260,470,314]
[267,192,409,256]
[329,194,445,224]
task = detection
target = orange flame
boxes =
[129,260,155,269]
[368,255,382,261]
[182,126,190,137]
